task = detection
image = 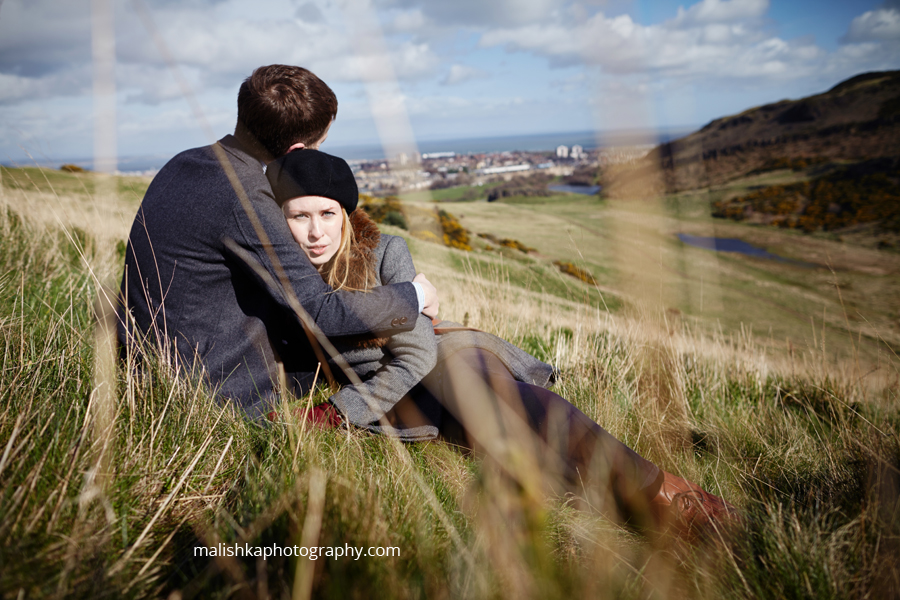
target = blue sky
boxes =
[1,0,898,166]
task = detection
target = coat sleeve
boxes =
[224,156,418,337]
[328,236,439,425]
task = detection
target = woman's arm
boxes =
[328,236,438,427]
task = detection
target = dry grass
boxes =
[1,167,899,599]
[429,186,900,376]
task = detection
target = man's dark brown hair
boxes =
[236,65,338,158]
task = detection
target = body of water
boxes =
[332,131,603,160]
[18,127,696,172]
[548,184,601,195]
[677,233,815,267]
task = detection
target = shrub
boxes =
[564,164,600,186]
[382,210,408,230]
[486,173,554,202]
[437,209,471,251]
[553,260,597,285]
[411,229,440,243]
[361,195,408,230]
[59,164,85,173]
[713,158,900,233]
[477,233,534,253]
[748,156,829,175]
[499,238,534,253]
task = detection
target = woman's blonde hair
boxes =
[319,208,362,292]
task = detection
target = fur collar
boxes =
[343,208,381,292]
[335,209,389,349]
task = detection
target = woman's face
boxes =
[282,195,344,268]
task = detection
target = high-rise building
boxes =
[556,145,569,158]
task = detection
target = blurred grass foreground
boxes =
[1,165,899,599]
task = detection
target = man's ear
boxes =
[286,142,306,153]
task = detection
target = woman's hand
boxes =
[413,273,440,319]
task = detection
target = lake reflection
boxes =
[677,233,815,267]
[548,184,601,195]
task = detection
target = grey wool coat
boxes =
[328,223,557,441]
[118,134,420,420]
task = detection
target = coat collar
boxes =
[217,134,269,168]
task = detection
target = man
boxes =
[118,64,438,420]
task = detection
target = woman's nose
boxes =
[308,218,323,238]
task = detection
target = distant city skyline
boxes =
[1,0,898,168]
[23,127,687,172]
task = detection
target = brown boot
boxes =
[648,471,738,541]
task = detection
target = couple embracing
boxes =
[119,64,735,541]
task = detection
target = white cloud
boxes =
[116,11,329,75]
[0,59,99,109]
[317,41,439,81]
[0,0,92,77]
[480,2,828,81]
[0,97,98,161]
[823,40,899,80]
[400,93,527,119]
[0,0,445,113]
[375,0,565,27]
[0,70,91,105]
[116,104,232,137]
[673,0,769,26]
[551,71,587,92]
[118,63,194,106]
[295,1,326,24]
[3,0,900,161]
[441,64,487,85]
[388,8,427,32]
[388,42,441,79]
[843,8,900,42]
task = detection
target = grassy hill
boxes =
[709,157,900,241]
[389,179,900,371]
[606,71,900,199]
[1,165,899,598]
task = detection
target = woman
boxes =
[265,149,736,540]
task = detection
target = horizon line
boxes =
[2,124,699,170]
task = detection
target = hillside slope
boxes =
[609,70,900,195]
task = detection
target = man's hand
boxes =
[413,273,440,319]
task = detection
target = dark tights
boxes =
[386,348,661,510]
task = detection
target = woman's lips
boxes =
[307,245,329,256]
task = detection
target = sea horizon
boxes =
[3,126,696,173]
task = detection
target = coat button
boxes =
[400,317,408,324]
[391,318,400,326]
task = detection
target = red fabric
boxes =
[267,403,343,428]
[301,403,343,428]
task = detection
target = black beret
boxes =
[266,149,359,213]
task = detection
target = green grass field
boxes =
[399,182,501,203]
[1,166,898,599]
[428,185,900,371]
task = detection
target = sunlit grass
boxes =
[1,168,898,598]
